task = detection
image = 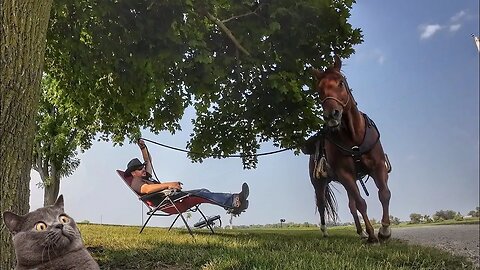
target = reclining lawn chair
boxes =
[117,170,221,236]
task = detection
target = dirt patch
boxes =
[392,224,479,268]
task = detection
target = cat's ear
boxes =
[2,211,24,234]
[54,195,64,210]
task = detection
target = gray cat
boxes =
[3,195,99,270]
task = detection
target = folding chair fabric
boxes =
[116,170,219,235]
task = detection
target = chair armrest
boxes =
[139,189,180,201]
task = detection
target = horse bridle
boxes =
[319,73,354,108]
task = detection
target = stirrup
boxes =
[384,154,392,173]
[315,157,329,178]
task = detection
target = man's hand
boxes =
[138,139,146,150]
[166,181,182,190]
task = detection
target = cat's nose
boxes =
[55,224,63,229]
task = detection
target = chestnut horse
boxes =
[309,56,392,243]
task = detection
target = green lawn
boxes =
[79,224,475,270]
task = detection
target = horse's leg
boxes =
[341,175,378,243]
[314,180,329,237]
[347,192,368,239]
[372,167,391,240]
[309,155,329,237]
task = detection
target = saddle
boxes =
[309,113,392,181]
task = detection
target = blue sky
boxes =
[30,1,479,228]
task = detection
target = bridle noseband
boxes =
[320,92,350,108]
[318,73,354,108]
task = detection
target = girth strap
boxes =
[325,113,380,158]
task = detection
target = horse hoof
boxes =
[378,226,391,240]
[358,231,368,239]
[367,236,379,244]
[320,225,329,237]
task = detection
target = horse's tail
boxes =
[324,183,339,222]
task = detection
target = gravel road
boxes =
[392,224,480,267]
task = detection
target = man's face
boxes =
[131,165,146,177]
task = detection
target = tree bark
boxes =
[0,1,53,269]
[43,164,60,206]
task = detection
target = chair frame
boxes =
[117,170,218,236]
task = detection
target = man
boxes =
[125,140,249,215]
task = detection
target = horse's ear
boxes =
[333,55,342,71]
[310,68,323,81]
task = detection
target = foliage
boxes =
[79,224,474,269]
[433,210,458,221]
[44,0,363,168]
[409,213,423,224]
[467,207,479,217]
[32,75,100,204]
[389,215,401,225]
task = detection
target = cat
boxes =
[2,195,100,270]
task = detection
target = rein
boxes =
[140,137,293,158]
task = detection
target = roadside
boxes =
[392,224,480,268]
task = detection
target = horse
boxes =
[308,56,392,243]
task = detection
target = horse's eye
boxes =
[35,222,47,231]
[59,215,70,224]
[339,81,344,87]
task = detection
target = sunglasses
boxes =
[134,166,145,171]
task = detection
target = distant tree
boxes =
[432,215,444,223]
[423,215,432,223]
[32,75,98,206]
[454,212,463,221]
[434,210,457,220]
[409,213,422,224]
[467,207,479,217]
[389,215,401,225]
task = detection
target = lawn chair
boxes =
[116,170,221,236]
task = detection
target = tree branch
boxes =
[221,5,261,23]
[205,12,251,56]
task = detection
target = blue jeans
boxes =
[187,189,235,209]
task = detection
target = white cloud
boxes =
[418,10,469,40]
[450,10,466,22]
[449,24,461,32]
[420,24,442,40]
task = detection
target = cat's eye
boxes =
[59,215,70,224]
[35,222,47,231]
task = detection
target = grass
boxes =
[79,224,476,270]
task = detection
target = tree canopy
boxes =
[45,0,362,168]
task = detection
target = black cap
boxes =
[125,158,146,176]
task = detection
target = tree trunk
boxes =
[0,1,53,269]
[43,165,60,206]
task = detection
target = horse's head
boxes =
[311,56,353,129]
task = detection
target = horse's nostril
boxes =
[332,109,341,118]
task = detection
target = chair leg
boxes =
[140,197,168,234]
[168,214,181,231]
[197,207,215,234]
[169,200,194,237]
[140,211,155,234]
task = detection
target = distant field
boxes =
[79,224,475,269]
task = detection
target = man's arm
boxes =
[138,139,153,175]
[140,181,182,194]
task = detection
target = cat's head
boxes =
[2,195,84,266]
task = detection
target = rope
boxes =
[140,137,293,158]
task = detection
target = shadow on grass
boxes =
[84,226,475,270]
